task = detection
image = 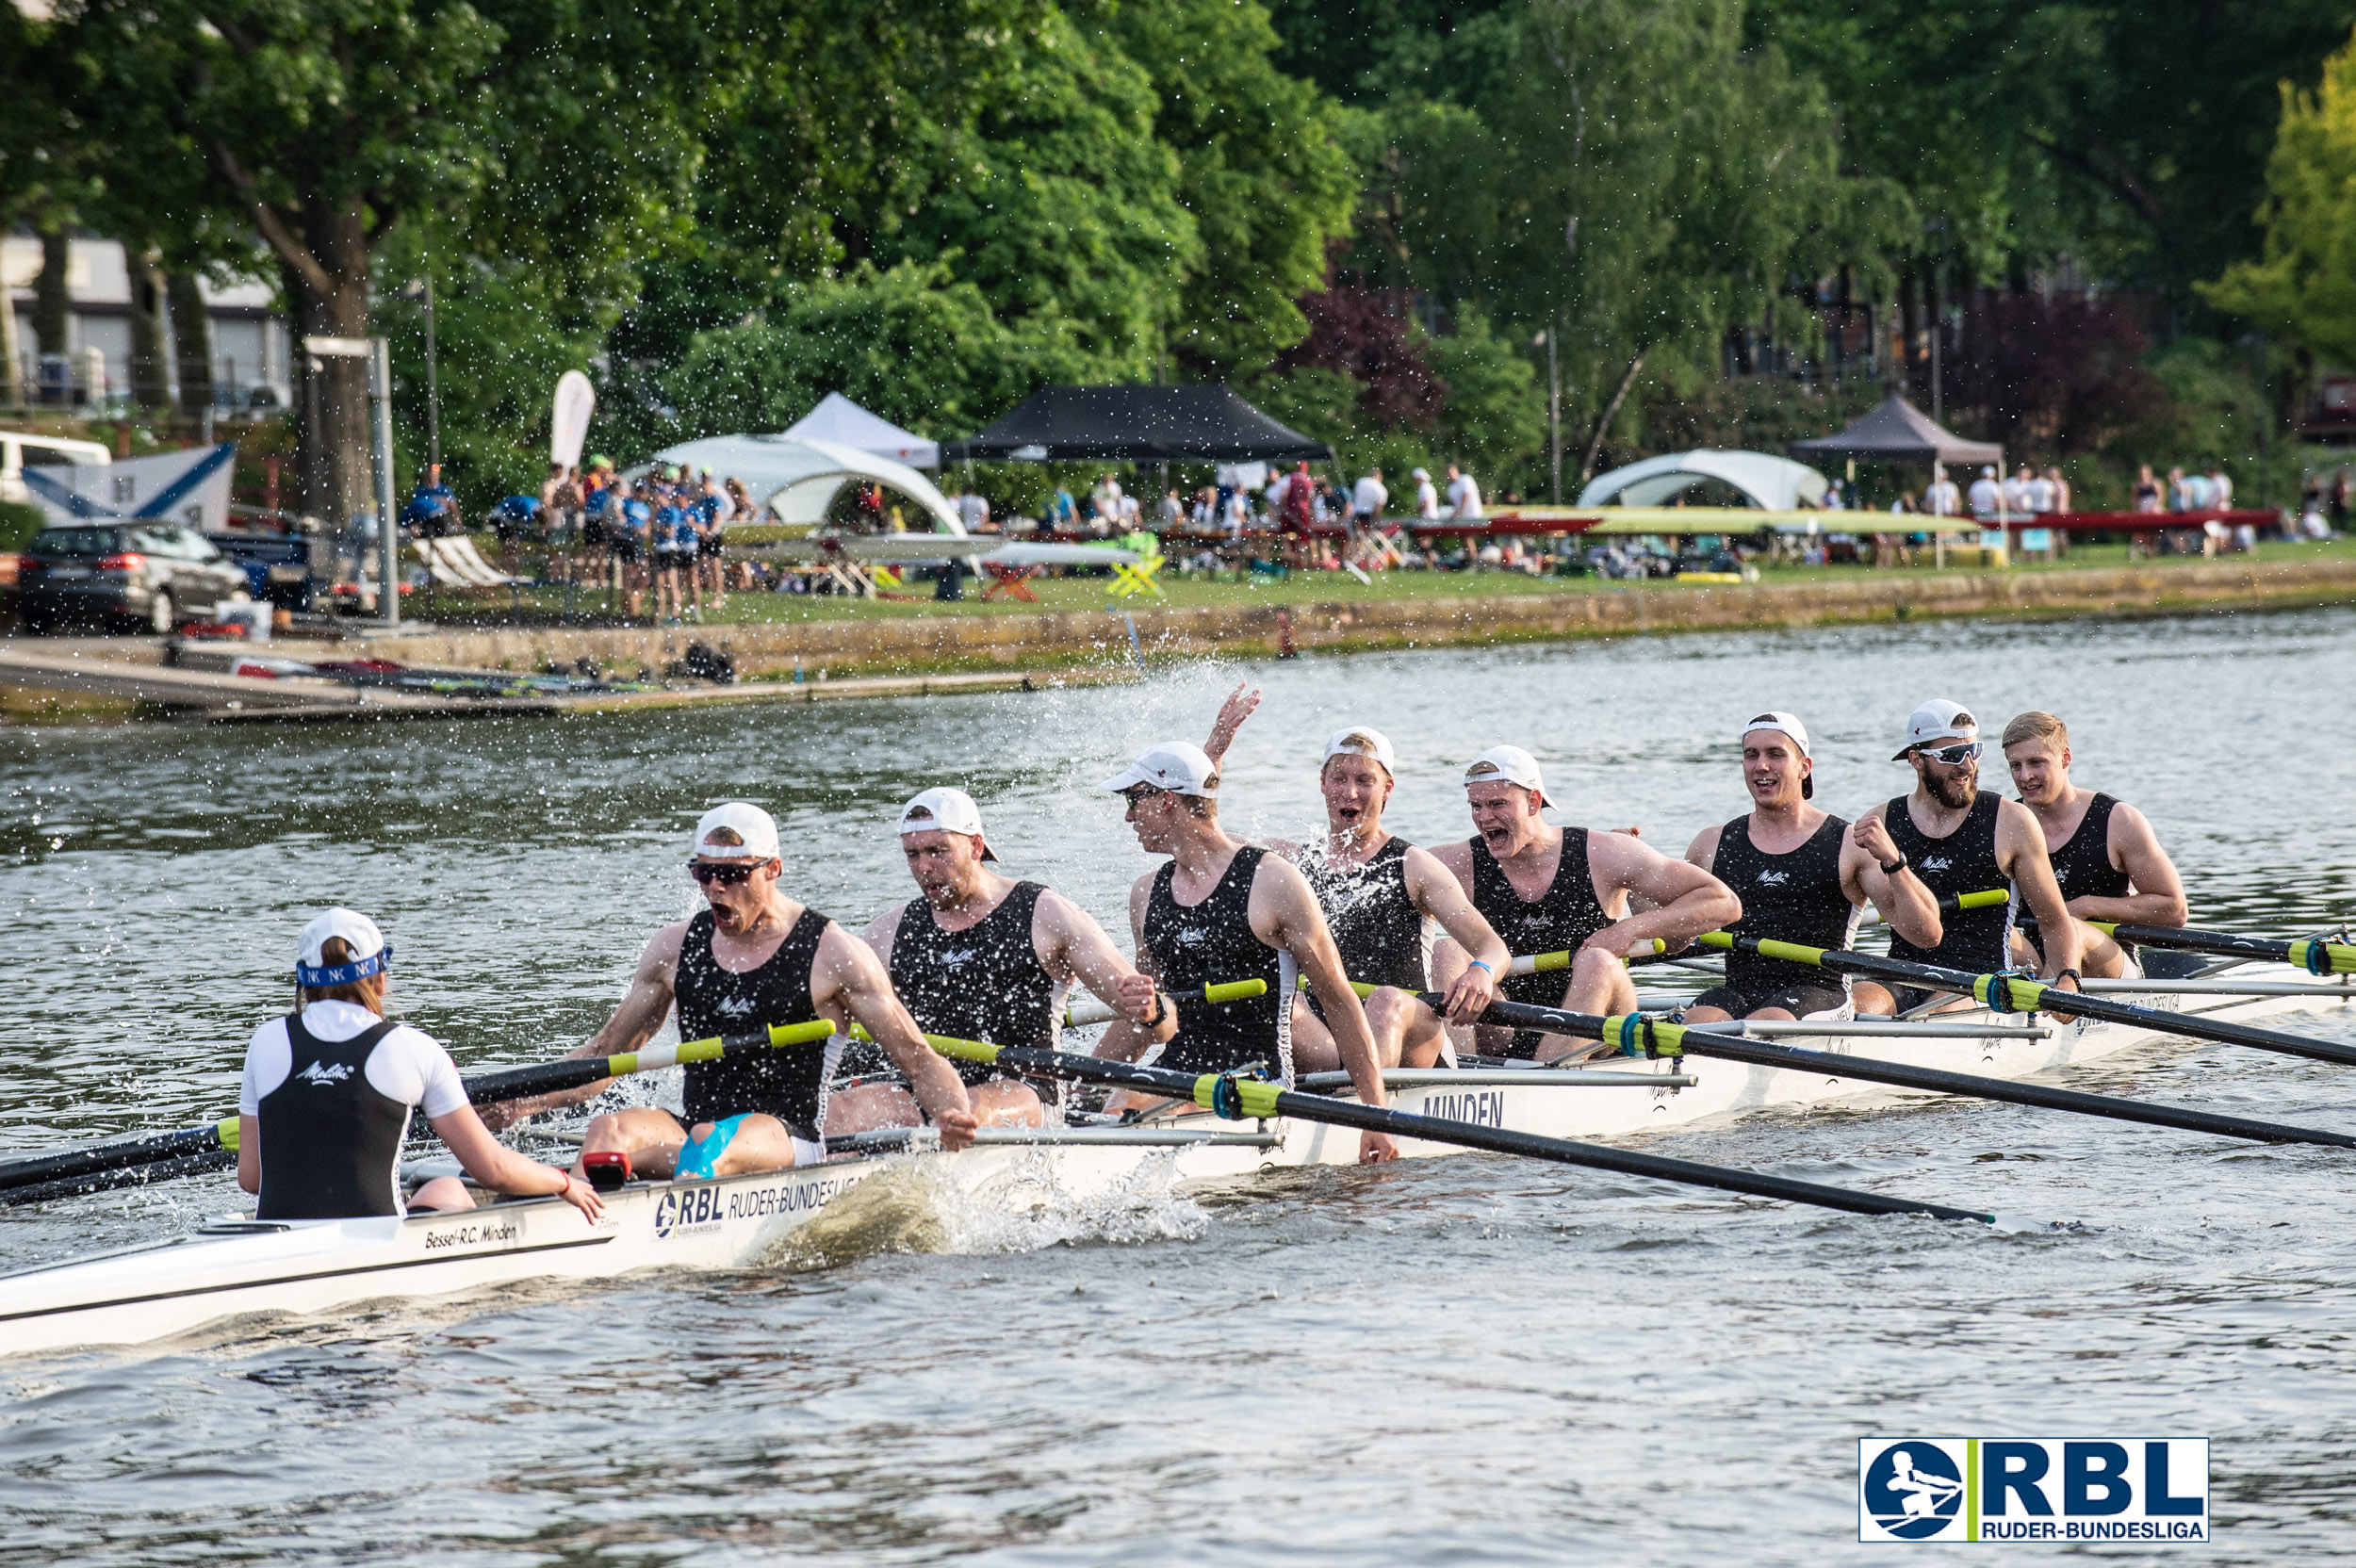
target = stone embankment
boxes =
[380,557,2356,682]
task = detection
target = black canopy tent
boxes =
[1788,394,2003,470]
[941,384,1332,463]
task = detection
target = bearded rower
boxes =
[2001,710,2188,979]
[1681,711,1941,1022]
[857,786,1170,1129]
[483,803,976,1176]
[1878,699,2083,1012]
[1199,686,1508,1067]
[1097,742,1399,1163]
[1429,746,1742,1061]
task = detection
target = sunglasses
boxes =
[1918,741,1982,766]
[688,858,767,886]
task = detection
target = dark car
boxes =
[16,523,250,634]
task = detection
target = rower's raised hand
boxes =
[935,1107,980,1152]
[1852,812,1901,868]
[1203,681,1262,762]
[1115,972,1160,1024]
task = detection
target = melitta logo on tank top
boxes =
[712,993,755,1019]
[1921,855,1955,873]
[1175,924,1211,948]
[937,945,981,968]
[296,1060,353,1086]
[1755,869,1790,886]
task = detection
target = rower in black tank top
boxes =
[2046,792,2130,901]
[890,881,1057,1087]
[1883,792,2014,973]
[1143,845,1287,1076]
[676,906,835,1140]
[1301,838,1428,991]
[254,1012,406,1220]
[1709,814,1859,1003]
[1468,830,1610,1057]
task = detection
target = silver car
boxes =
[17,524,249,635]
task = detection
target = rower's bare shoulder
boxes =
[1684,822,1722,869]
[642,921,693,970]
[1426,836,1475,879]
[858,903,906,957]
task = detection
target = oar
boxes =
[1502,890,2020,974]
[1861,888,2013,925]
[1064,977,1268,1030]
[916,1033,2013,1227]
[1693,933,2356,1069]
[0,1021,840,1208]
[1423,994,2356,1152]
[2021,917,2354,976]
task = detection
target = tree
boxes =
[51,0,703,521]
[2204,28,2356,368]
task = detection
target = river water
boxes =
[4,605,2355,1564]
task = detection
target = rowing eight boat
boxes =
[0,967,2342,1359]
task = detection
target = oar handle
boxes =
[1063,976,1270,1028]
[463,1019,840,1103]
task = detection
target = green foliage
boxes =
[0,499,45,554]
[2203,29,2356,367]
[1426,307,1545,483]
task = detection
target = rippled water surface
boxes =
[5,607,2356,1564]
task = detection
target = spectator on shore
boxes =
[1157,488,1183,531]
[2205,464,2233,512]
[547,464,583,584]
[2026,467,2056,514]
[1445,464,1483,519]
[2168,466,2194,512]
[402,465,460,538]
[1352,466,1388,524]
[2003,464,2036,518]
[1411,466,1441,519]
[1969,465,2000,519]
[1924,466,1960,516]
[2133,465,2164,513]
[1281,461,1317,533]
[956,485,990,534]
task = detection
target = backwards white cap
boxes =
[1893,698,1979,760]
[296,908,390,987]
[1322,725,1397,772]
[898,786,997,861]
[1463,744,1556,808]
[1742,710,1814,798]
[1101,742,1219,798]
[692,802,780,860]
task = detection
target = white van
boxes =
[2,431,112,506]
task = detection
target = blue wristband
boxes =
[1466,959,1494,975]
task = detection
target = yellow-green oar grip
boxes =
[2289,939,2356,976]
[1955,889,2011,909]
[1696,931,1733,950]
[1203,978,1269,1004]
[925,1033,1002,1065]
[1752,937,1827,967]
[216,1116,239,1152]
[1530,950,1572,972]
[1599,1014,1686,1058]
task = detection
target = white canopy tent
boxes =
[1579,449,1830,512]
[780,394,940,469]
[639,433,960,532]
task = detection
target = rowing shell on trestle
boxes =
[0,969,2340,1357]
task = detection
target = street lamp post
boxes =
[398,275,439,471]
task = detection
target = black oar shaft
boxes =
[1671,1030,2356,1151]
[983,1043,1997,1225]
[0,1119,231,1194]
[0,1149,238,1209]
[1704,935,2356,1069]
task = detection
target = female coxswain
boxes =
[237,910,604,1224]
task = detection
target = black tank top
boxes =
[1144,845,1288,1076]
[1883,792,2014,973]
[1470,829,1610,1056]
[676,906,833,1138]
[2046,792,2130,900]
[891,881,1056,1086]
[255,1011,408,1220]
[1712,813,1859,998]
[1301,837,1428,991]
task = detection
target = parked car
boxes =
[16,523,250,634]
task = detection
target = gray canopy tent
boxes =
[1788,394,2003,473]
[941,384,1331,463]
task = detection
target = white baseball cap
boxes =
[1101,742,1219,797]
[1412,466,1431,481]
[898,786,997,861]
[1742,710,1813,798]
[296,907,390,986]
[1463,744,1557,808]
[1893,698,1980,760]
[1322,725,1397,772]
[691,801,781,860]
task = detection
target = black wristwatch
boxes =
[1149,989,1170,1027]
[1880,854,1909,877]
[2056,967,2083,988]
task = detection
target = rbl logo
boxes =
[1858,1438,2208,1544]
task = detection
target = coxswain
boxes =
[1680,711,1942,1023]
[2001,710,2188,978]
[1097,742,1399,1163]
[1877,700,2083,1011]
[857,786,1170,1128]
[1200,686,1509,1067]
[239,909,603,1224]
[483,804,976,1178]
[1428,746,1742,1060]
